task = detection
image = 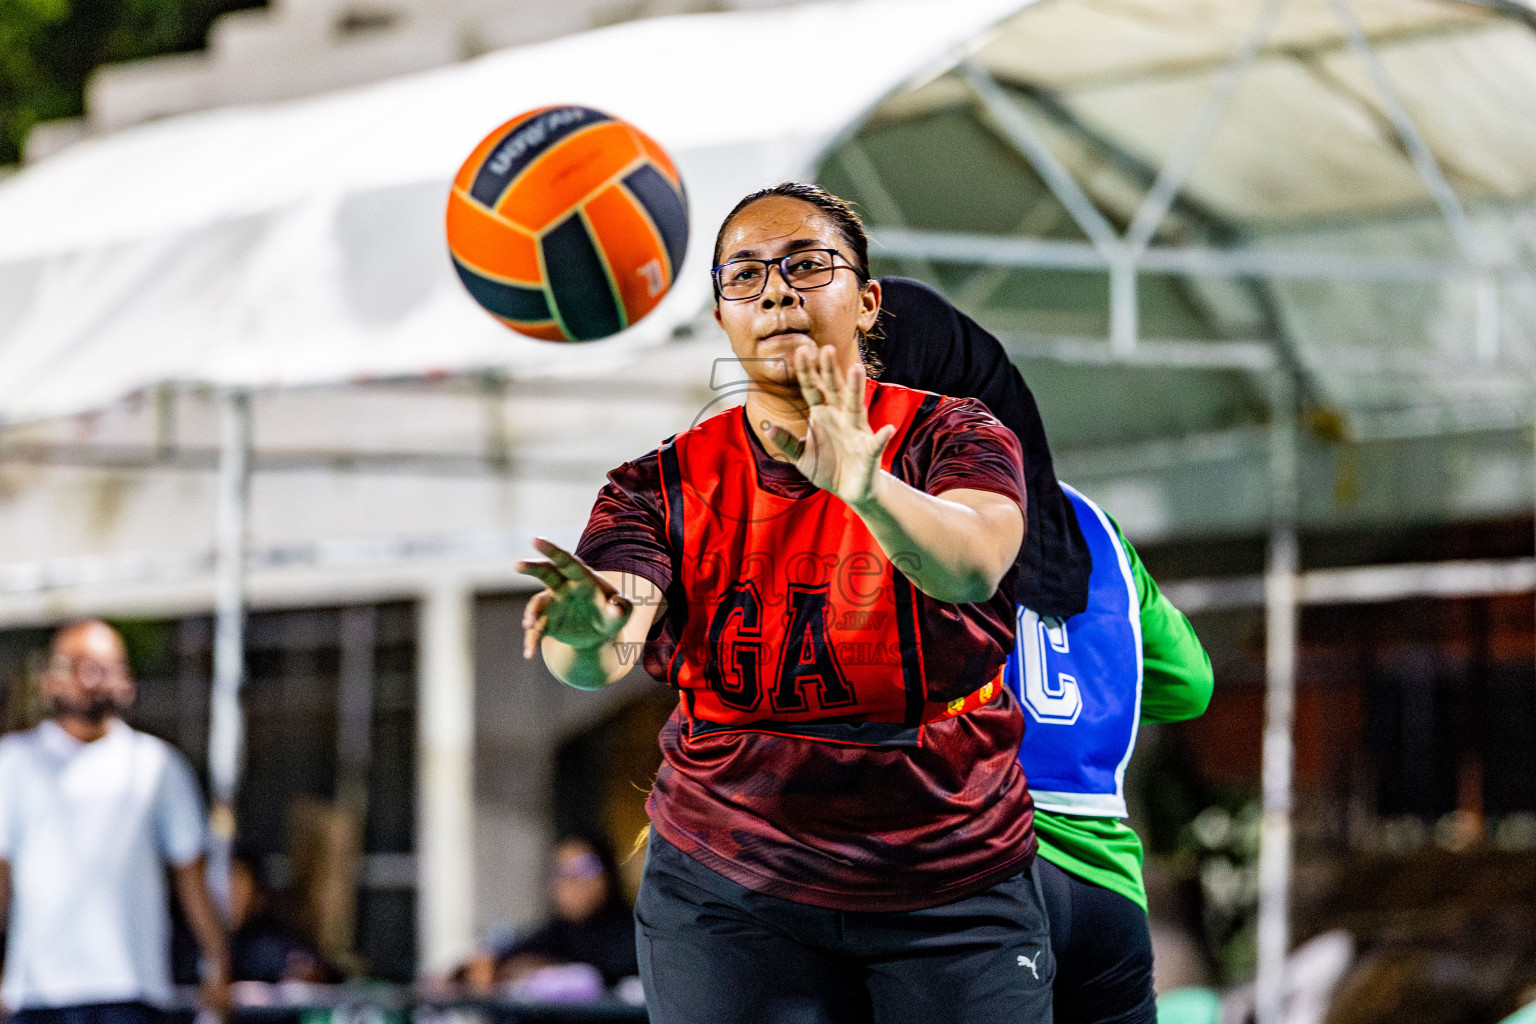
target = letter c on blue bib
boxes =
[1005,485,1142,818]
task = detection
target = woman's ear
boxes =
[857,278,882,333]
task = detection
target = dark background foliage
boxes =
[0,0,265,165]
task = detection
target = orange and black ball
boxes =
[447,106,689,343]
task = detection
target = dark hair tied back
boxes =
[712,181,870,279]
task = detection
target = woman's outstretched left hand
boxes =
[767,345,895,509]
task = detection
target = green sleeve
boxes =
[1105,515,1213,724]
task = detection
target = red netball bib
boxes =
[657,382,998,748]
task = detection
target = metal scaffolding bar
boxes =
[416,580,477,977]
[1124,0,1290,255]
[0,442,615,480]
[0,529,542,599]
[833,139,942,284]
[998,334,1277,371]
[989,79,1241,238]
[1456,0,1536,31]
[1163,557,1536,615]
[206,389,252,915]
[871,227,1480,283]
[1110,258,1138,355]
[1256,369,1300,1024]
[1327,0,1500,360]
[1327,0,1482,260]
[955,62,1120,253]
[1476,275,1502,364]
[13,522,1535,617]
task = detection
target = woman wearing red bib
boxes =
[518,183,1051,1024]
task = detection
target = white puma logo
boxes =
[1016,951,1040,979]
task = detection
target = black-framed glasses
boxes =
[711,248,865,301]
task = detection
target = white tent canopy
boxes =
[807,0,1536,539]
[3,0,1534,438]
[0,0,1021,424]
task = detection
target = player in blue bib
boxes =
[1009,484,1211,1024]
[874,279,1213,1024]
[1010,483,1143,817]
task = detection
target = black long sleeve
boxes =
[871,276,1092,619]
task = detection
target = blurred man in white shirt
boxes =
[0,620,229,1024]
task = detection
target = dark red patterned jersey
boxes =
[575,382,1037,910]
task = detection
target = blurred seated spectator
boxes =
[457,923,518,993]
[228,849,341,984]
[459,833,638,996]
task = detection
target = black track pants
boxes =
[1037,857,1157,1024]
[636,831,1054,1024]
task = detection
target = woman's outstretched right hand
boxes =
[517,537,634,659]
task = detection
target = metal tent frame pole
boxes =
[206,389,252,914]
[1256,370,1300,1024]
[954,25,1304,1012]
[416,579,477,977]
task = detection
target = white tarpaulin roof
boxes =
[970,0,1536,224]
[805,0,1536,536]
[821,0,1536,422]
[0,0,1531,548]
[0,0,1024,425]
[3,0,1535,455]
